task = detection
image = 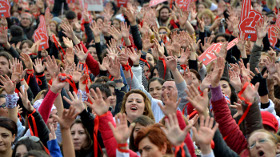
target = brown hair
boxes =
[249,129,280,146]
[120,90,155,121]
[70,119,93,151]
[198,9,215,24]
[134,124,173,154]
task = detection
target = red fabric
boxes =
[38,90,59,123]
[78,42,100,76]
[98,112,138,157]
[176,110,197,157]
[212,97,247,154]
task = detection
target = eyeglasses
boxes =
[249,138,268,149]
[0,103,6,109]
[18,136,40,142]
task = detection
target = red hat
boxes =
[261,111,279,133]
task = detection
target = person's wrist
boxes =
[3,42,10,49]
[199,144,212,155]
[131,21,137,26]
[211,82,220,88]
[50,86,59,94]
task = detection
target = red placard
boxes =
[276,14,280,28]
[67,0,75,3]
[0,0,10,17]
[149,0,167,7]
[238,0,263,41]
[268,25,278,47]
[33,15,49,51]
[175,0,195,11]
[117,0,128,7]
[198,43,222,65]
[227,38,238,50]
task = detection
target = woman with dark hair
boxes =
[129,115,155,152]
[70,119,93,157]
[147,77,165,100]
[0,117,17,157]
[12,136,46,157]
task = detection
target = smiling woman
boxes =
[0,117,17,157]
[120,90,155,123]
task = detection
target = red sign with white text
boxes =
[0,0,10,17]
[198,43,222,65]
[175,0,194,11]
[149,0,167,7]
[227,38,238,50]
[268,25,278,47]
[276,14,280,28]
[117,0,128,7]
[33,15,49,51]
[238,0,263,41]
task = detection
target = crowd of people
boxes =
[0,0,280,156]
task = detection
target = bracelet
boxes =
[6,93,19,109]
[117,143,128,147]
[20,78,25,82]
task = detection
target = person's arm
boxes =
[47,124,63,157]
[53,107,78,157]
[84,22,95,44]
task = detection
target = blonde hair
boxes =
[120,89,155,121]
[198,9,215,24]
[249,129,280,146]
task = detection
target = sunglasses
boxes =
[18,136,40,142]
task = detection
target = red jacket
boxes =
[211,86,248,155]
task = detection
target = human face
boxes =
[47,109,58,131]
[44,69,51,80]
[160,8,170,22]
[202,14,211,26]
[138,137,166,157]
[113,20,121,30]
[149,80,162,100]
[190,72,200,89]
[146,53,155,66]
[144,65,151,79]
[21,43,31,54]
[220,80,231,97]
[159,28,167,35]
[20,14,31,27]
[133,123,145,140]
[125,93,145,122]
[49,22,57,33]
[0,127,15,153]
[108,86,116,109]
[152,69,159,78]
[0,97,7,117]
[162,81,177,99]
[216,36,227,43]
[248,132,279,157]
[71,123,88,151]
[259,54,267,71]
[197,4,205,13]
[88,47,97,61]
[15,144,28,157]
[0,56,10,76]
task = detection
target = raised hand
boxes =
[211,57,225,87]
[201,37,212,52]
[123,7,137,25]
[65,48,75,64]
[20,53,33,70]
[108,113,135,144]
[61,21,75,40]
[192,116,218,152]
[162,113,193,146]
[74,45,89,62]
[142,32,153,52]
[0,75,16,94]
[72,64,84,83]
[264,57,277,75]
[10,59,24,84]
[120,22,130,39]
[18,86,34,112]
[239,60,254,79]
[157,90,180,115]
[50,74,68,94]
[0,26,8,44]
[165,56,177,72]
[241,81,259,103]
[99,56,110,71]
[117,48,129,65]
[63,37,73,48]
[108,26,122,41]
[230,100,244,118]
[256,19,269,40]
[214,42,228,59]
[200,74,212,91]
[186,84,209,116]
[127,47,141,65]
[105,57,121,78]
[178,48,190,65]
[63,91,85,114]
[34,58,45,73]
[53,106,78,130]
[48,122,57,141]
[44,55,60,78]
[84,88,110,115]
[90,21,101,37]
[229,70,242,92]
